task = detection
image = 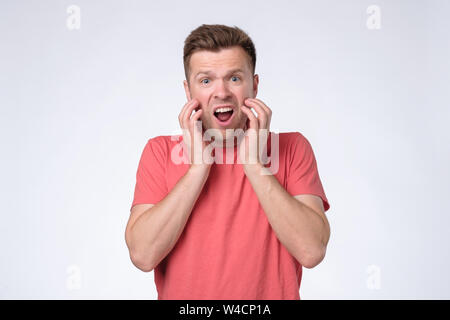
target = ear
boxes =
[183,80,192,101]
[252,74,259,98]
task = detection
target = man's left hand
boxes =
[238,98,272,171]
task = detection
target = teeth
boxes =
[215,107,233,113]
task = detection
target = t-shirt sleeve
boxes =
[130,137,168,211]
[286,132,330,212]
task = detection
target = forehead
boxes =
[189,46,251,75]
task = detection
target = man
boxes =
[125,24,331,300]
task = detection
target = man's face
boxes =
[183,46,259,144]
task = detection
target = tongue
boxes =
[217,111,233,122]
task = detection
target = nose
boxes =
[213,79,232,100]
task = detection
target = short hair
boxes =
[183,24,257,84]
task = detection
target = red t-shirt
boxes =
[130,131,330,299]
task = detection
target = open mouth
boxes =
[214,108,234,123]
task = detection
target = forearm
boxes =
[244,164,328,268]
[128,165,210,270]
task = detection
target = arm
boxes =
[125,165,210,272]
[243,164,330,269]
[239,98,330,269]
[126,98,212,272]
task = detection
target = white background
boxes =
[1,0,449,299]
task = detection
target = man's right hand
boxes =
[127,99,214,272]
[178,98,213,174]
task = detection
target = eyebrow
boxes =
[194,68,245,79]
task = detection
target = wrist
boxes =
[189,163,212,175]
[243,162,264,175]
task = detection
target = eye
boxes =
[231,76,240,82]
[201,78,210,85]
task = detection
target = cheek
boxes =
[237,110,248,125]
[200,110,213,125]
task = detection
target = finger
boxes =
[179,99,199,124]
[247,98,272,130]
[190,109,203,133]
[179,99,198,128]
[240,106,260,164]
[251,98,272,116]
[240,105,258,131]
[182,99,200,129]
[244,99,268,129]
[182,99,199,123]
[179,99,196,121]
[247,98,271,125]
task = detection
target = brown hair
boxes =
[183,24,257,84]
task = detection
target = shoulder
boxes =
[277,131,309,148]
[146,134,181,149]
[275,132,316,162]
[142,135,180,160]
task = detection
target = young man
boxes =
[125,24,331,300]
